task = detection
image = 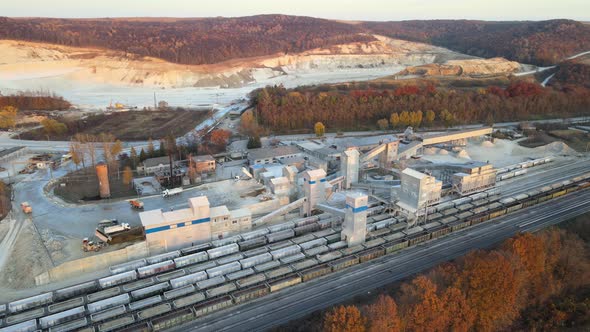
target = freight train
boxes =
[1,172,589,332]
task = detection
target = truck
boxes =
[82,238,105,252]
[104,223,131,235]
[129,199,144,210]
[98,219,118,227]
[162,188,183,197]
[20,202,32,214]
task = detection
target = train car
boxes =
[291,234,316,245]
[304,245,329,257]
[240,253,272,269]
[173,252,209,268]
[489,209,507,219]
[340,244,365,256]
[163,285,195,301]
[232,284,269,304]
[442,208,459,217]
[373,218,396,230]
[427,212,443,221]
[217,253,244,265]
[238,237,267,252]
[196,276,226,290]
[47,296,85,314]
[206,283,237,298]
[253,260,281,273]
[358,247,385,263]
[427,225,450,239]
[236,273,267,289]
[324,233,341,244]
[449,219,471,232]
[97,315,134,332]
[383,239,409,254]
[280,253,306,264]
[0,319,37,332]
[240,228,270,242]
[294,215,321,228]
[299,238,327,251]
[317,251,343,263]
[434,201,455,213]
[109,259,148,275]
[193,295,233,318]
[469,213,490,225]
[206,243,240,260]
[146,251,181,265]
[187,261,217,274]
[226,268,255,281]
[87,286,122,303]
[521,198,539,208]
[329,255,360,271]
[206,262,241,279]
[267,221,295,233]
[264,266,294,280]
[268,275,302,292]
[98,271,137,289]
[327,241,347,251]
[472,206,489,215]
[266,230,295,244]
[136,261,176,279]
[552,190,567,199]
[211,236,241,248]
[172,292,206,309]
[270,245,302,261]
[180,243,212,256]
[90,304,127,323]
[130,282,170,300]
[47,317,88,332]
[87,294,129,314]
[294,223,321,236]
[128,295,163,311]
[290,258,319,272]
[151,308,195,331]
[5,307,45,326]
[310,228,337,239]
[242,246,269,258]
[364,238,385,249]
[116,322,150,332]
[121,278,155,293]
[456,211,474,220]
[8,292,53,314]
[578,181,590,189]
[266,240,295,251]
[39,306,86,329]
[300,264,332,282]
[53,281,98,302]
[537,194,553,203]
[506,203,524,213]
[155,269,186,282]
[566,186,579,194]
[137,303,172,321]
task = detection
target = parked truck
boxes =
[20,202,32,214]
[104,223,131,235]
[95,223,131,243]
[162,188,183,197]
[129,199,144,210]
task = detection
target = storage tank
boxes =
[95,162,110,199]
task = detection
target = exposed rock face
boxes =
[397,57,521,77]
[0,36,470,89]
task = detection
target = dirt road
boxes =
[0,211,24,270]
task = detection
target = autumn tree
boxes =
[424,110,436,127]
[457,250,522,332]
[41,118,67,137]
[390,113,400,129]
[122,166,133,186]
[158,140,165,157]
[377,118,389,130]
[400,276,446,332]
[147,138,155,158]
[323,305,366,332]
[441,287,475,332]
[209,129,231,147]
[440,109,455,127]
[0,106,17,129]
[69,140,83,169]
[314,122,326,137]
[399,111,411,128]
[365,295,400,332]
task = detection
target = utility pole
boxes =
[153,92,157,109]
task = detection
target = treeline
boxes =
[0,91,71,110]
[551,61,590,88]
[362,19,590,66]
[321,229,589,332]
[0,15,373,65]
[253,82,590,133]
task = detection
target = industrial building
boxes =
[140,196,252,252]
[191,155,216,173]
[247,146,302,165]
[397,168,442,213]
[138,156,180,176]
[452,162,497,196]
[341,192,368,246]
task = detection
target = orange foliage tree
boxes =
[364,295,400,332]
[323,305,366,332]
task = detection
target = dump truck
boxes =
[129,199,144,210]
[20,202,32,214]
[104,223,131,235]
[95,223,131,243]
[82,238,105,252]
[162,188,183,197]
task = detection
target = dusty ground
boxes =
[397,57,521,77]
[53,168,137,203]
[548,129,590,152]
[422,138,578,167]
[19,109,212,141]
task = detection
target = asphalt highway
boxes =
[178,189,590,332]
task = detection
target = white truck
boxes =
[104,223,131,235]
[162,187,183,197]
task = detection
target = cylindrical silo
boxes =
[96,162,110,198]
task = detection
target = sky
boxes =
[3,0,589,21]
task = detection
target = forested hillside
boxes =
[363,19,590,66]
[0,15,374,65]
[251,82,590,133]
[1,16,588,67]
